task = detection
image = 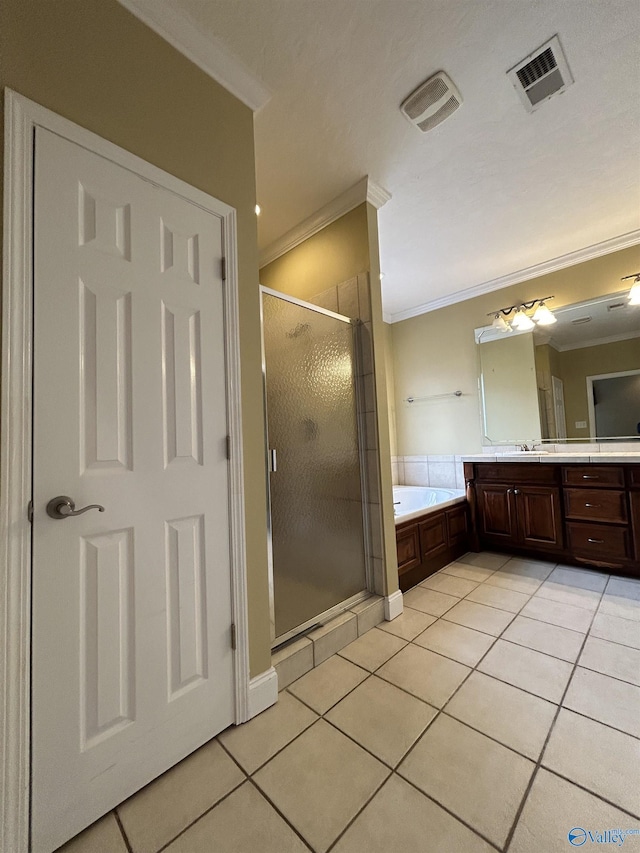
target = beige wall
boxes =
[259,204,370,300]
[391,244,640,455]
[557,337,640,437]
[0,0,272,676]
[259,202,399,598]
[383,323,398,457]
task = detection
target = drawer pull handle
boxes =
[584,503,600,508]
[582,475,599,480]
[587,538,604,544]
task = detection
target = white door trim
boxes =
[1,89,250,852]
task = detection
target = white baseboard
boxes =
[384,590,404,621]
[248,667,278,719]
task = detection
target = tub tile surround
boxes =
[392,454,467,490]
[393,444,640,487]
[61,554,640,853]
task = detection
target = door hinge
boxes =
[226,435,231,460]
[221,256,227,281]
[231,623,237,650]
[27,500,34,524]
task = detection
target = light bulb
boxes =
[255,204,261,215]
[512,308,535,330]
[628,277,640,305]
[492,314,511,332]
[533,302,557,325]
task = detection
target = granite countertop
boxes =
[462,452,640,464]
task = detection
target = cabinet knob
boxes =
[513,489,521,496]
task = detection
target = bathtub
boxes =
[393,485,466,524]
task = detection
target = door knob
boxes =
[46,496,105,519]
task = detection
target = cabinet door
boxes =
[477,485,517,543]
[396,523,421,574]
[631,492,640,572]
[419,513,447,561]
[516,486,563,550]
[446,505,469,548]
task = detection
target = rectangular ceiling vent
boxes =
[507,35,573,112]
[400,71,463,133]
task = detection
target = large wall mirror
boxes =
[476,290,640,443]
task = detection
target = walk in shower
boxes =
[261,287,369,645]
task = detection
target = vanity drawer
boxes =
[566,522,631,560]
[475,463,557,484]
[562,466,625,488]
[564,489,628,524]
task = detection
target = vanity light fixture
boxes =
[532,301,557,325]
[512,308,535,330]
[487,295,556,332]
[622,272,640,305]
[492,313,512,332]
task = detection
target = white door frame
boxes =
[586,368,640,438]
[1,89,251,852]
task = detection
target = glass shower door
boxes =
[262,289,367,643]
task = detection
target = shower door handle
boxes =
[269,448,277,473]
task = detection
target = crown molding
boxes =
[556,329,640,352]
[259,177,391,268]
[117,0,271,112]
[386,228,640,324]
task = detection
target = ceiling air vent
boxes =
[507,35,573,112]
[400,71,462,133]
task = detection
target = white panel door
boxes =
[31,128,234,853]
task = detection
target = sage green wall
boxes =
[0,0,272,677]
[391,245,640,455]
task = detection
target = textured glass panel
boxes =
[263,293,366,638]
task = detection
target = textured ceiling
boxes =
[169,0,640,320]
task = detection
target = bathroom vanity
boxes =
[464,455,640,576]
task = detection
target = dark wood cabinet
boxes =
[446,504,469,548]
[476,482,562,551]
[477,484,515,541]
[518,485,563,550]
[419,513,448,561]
[396,501,469,592]
[466,461,639,576]
[631,491,640,564]
[396,523,421,573]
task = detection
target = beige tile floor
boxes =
[59,553,640,853]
